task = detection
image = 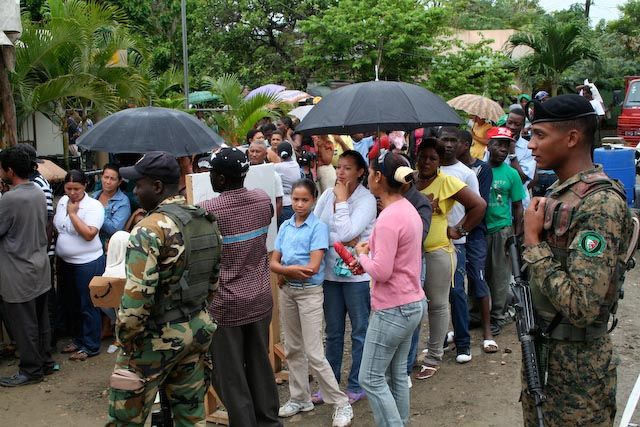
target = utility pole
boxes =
[181,0,189,110]
[585,0,591,19]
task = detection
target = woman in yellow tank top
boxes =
[413,137,486,380]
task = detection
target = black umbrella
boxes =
[296,81,462,135]
[77,107,224,156]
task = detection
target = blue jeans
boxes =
[323,280,370,393]
[450,244,470,352]
[360,299,426,427]
[466,231,490,300]
[59,255,105,355]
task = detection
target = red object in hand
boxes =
[334,242,364,275]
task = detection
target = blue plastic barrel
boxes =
[594,146,635,207]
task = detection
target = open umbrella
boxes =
[245,84,286,100]
[77,107,224,156]
[289,105,314,121]
[188,90,220,104]
[276,90,312,104]
[447,94,504,123]
[296,81,462,135]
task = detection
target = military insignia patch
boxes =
[578,231,606,256]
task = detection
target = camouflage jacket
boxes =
[116,196,220,348]
[522,166,633,329]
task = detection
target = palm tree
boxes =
[201,74,285,145]
[10,0,146,160]
[509,15,600,96]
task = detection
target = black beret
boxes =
[526,94,597,124]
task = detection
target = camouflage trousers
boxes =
[106,311,216,427]
[521,336,617,427]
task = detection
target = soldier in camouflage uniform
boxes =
[521,95,635,426]
[107,152,221,426]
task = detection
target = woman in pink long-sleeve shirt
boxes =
[353,150,426,426]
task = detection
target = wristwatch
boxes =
[507,154,517,162]
[456,225,469,237]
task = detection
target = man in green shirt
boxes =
[485,127,525,334]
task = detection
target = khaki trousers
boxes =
[280,285,348,406]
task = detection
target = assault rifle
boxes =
[507,235,546,427]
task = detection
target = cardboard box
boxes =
[89,276,126,308]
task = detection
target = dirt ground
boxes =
[1,268,639,427]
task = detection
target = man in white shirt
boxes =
[504,108,535,209]
[438,127,480,364]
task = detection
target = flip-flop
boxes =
[483,339,499,353]
[61,343,79,354]
[415,364,439,380]
[69,350,89,361]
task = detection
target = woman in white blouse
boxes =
[312,150,377,404]
[54,170,105,361]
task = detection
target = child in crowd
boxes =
[270,179,353,427]
[485,127,525,334]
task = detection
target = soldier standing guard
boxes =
[107,151,221,426]
[521,94,636,426]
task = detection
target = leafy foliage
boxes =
[423,40,515,102]
[298,0,447,82]
[189,0,332,88]
[201,74,283,145]
[509,14,600,96]
[443,0,544,30]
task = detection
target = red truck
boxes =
[617,75,640,147]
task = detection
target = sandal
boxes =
[483,339,499,353]
[69,350,89,361]
[61,343,79,354]
[415,364,439,380]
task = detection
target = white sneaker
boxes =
[278,400,314,418]
[407,375,413,389]
[456,350,472,364]
[332,403,353,427]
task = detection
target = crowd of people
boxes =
[0,88,630,427]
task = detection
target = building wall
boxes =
[19,112,63,156]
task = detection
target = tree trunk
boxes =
[0,55,18,147]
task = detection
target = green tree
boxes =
[423,40,515,102]
[201,74,283,145]
[189,0,332,88]
[298,0,447,82]
[10,0,146,159]
[509,15,599,96]
[102,0,183,73]
[606,0,640,56]
[444,0,544,30]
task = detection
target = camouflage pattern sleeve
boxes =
[116,218,164,349]
[522,190,630,328]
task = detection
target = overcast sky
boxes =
[539,0,625,23]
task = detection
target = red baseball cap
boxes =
[486,126,515,141]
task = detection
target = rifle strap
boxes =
[543,313,563,337]
[625,216,640,265]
